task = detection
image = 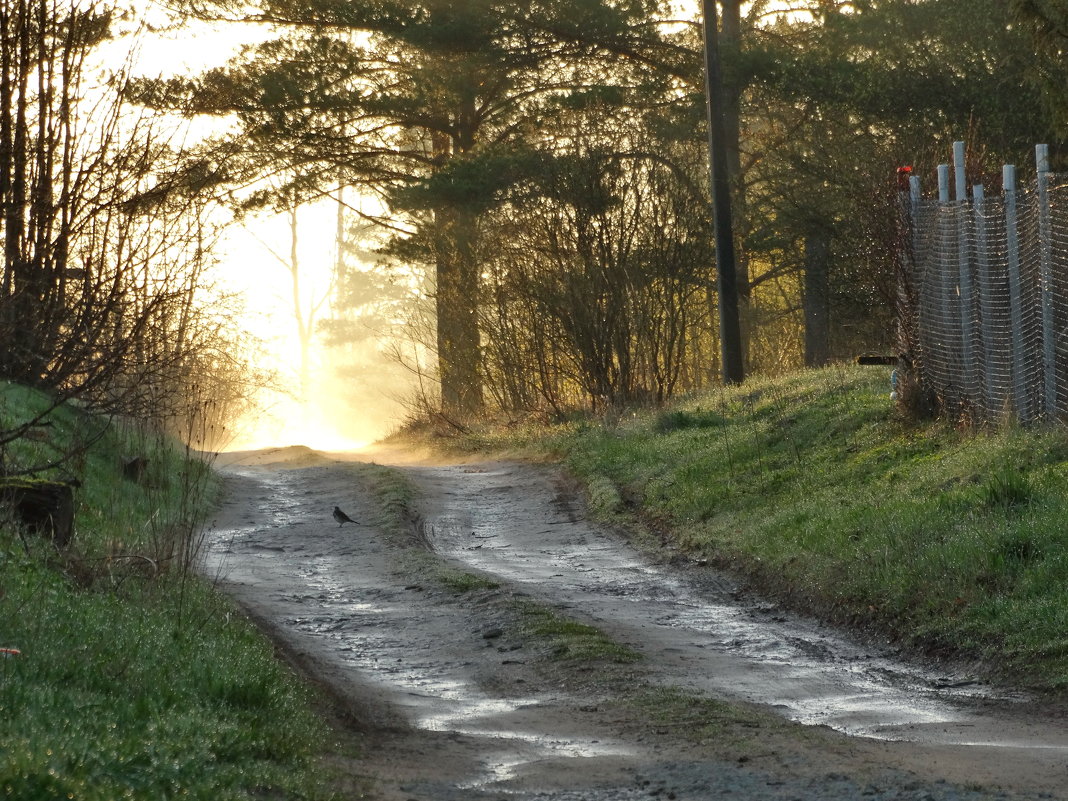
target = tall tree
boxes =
[1011,0,1068,136]
[147,0,671,419]
[718,0,1062,367]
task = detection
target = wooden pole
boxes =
[701,0,744,385]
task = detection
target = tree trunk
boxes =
[803,231,831,367]
[431,98,484,420]
[702,0,744,384]
[288,205,311,398]
[717,0,751,365]
[434,203,483,418]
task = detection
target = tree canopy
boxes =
[141,0,1067,419]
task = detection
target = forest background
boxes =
[7,4,1068,796]
[4,0,1068,449]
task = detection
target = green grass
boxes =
[624,686,782,749]
[355,461,503,594]
[453,365,1068,691]
[1,383,331,799]
[436,567,501,593]
[514,599,641,664]
[356,462,417,541]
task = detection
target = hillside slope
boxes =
[455,366,1068,692]
[0,384,331,800]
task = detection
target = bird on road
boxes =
[333,506,358,527]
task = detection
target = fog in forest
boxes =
[9,0,1055,454]
[127,16,417,452]
[217,204,417,452]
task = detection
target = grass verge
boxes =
[430,365,1068,692]
[1,383,330,800]
[513,598,641,665]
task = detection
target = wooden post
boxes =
[1037,144,1056,417]
[701,0,744,385]
[1003,164,1028,420]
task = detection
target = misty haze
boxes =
[4,2,1068,800]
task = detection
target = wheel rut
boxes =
[203,448,1068,800]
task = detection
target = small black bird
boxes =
[333,506,358,527]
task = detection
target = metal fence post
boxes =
[954,142,976,410]
[1003,164,1028,420]
[938,164,950,203]
[933,164,953,406]
[974,183,997,416]
[1037,144,1056,417]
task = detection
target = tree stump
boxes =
[122,456,149,483]
[0,478,76,548]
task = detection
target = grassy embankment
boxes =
[451,365,1068,692]
[0,384,330,800]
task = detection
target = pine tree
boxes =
[150,0,671,418]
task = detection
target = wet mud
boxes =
[203,449,1068,800]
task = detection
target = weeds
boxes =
[625,686,774,747]
[653,408,727,434]
[0,384,329,799]
[438,569,501,593]
[978,468,1033,510]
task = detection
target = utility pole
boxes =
[701,0,744,384]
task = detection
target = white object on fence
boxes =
[938,164,950,203]
[1036,143,1056,417]
[1003,164,1028,419]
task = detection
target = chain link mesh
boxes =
[904,175,1068,424]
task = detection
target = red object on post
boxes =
[896,166,913,191]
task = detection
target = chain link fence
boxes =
[900,144,1068,425]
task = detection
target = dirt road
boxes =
[203,448,1068,800]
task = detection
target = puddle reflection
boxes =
[414,464,1054,745]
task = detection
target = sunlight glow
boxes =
[227,392,372,452]
[123,7,411,453]
[217,207,407,453]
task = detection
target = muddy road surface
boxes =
[204,448,1068,800]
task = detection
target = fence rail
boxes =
[902,143,1068,425]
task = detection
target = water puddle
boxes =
[409,462,1068,750]
[202,458,1068,799]
[202,464,639,788]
